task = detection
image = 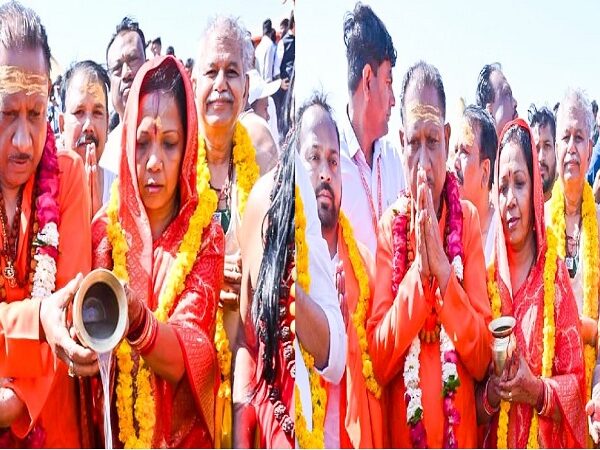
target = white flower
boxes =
[452,255,463,282]
[31,253,57,298]
[404,336,423,421]
[37,222,59,248]
[442,363,458,381]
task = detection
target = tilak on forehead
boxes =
[405,100,443,126]
[74,76,105,104]
[457,117,475,148]
[0,65,47,97]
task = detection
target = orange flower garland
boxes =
[338,211,381,398]
[548,181,598,401]
[294,185,326,448]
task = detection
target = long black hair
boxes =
[251,129,295,384]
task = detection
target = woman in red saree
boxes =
[479,118,585,447]
[91,55,224,448]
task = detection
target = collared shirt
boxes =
[339,107,406,255]
[295,153,346,441]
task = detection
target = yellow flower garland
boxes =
[294,185,327,448]
[209,122,260,403]
[487,227,558,449]
[338,211,381,399]
[548,181,599,401]
[107,136,218,448]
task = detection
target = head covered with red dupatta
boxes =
[117,55,200,309]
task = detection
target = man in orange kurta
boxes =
[298,94,383,448]
[367,62,491,448]
[0,3,93,447]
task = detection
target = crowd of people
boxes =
[0,0,295,448]
[3,0,600,448]
[294,2,600,449]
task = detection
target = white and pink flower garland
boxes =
[31,123,60,300]
[0,123,60,449]
[392,172,463,449]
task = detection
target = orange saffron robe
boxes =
[0,150,91,447]
[335,226,383,449]
[367,199,491,448]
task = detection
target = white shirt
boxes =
[339,107,406,255]
[255,35,277,82]
[99,122,122,177]
[295,153,346,443]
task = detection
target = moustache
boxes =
[76,134,99,147]
[315,182,335,201]
[8,152,32,162]
[207,91,234,104]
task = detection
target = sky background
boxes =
[17,0,292,78]
[296,0,600,146]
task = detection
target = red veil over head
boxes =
[117,55,200,310]
[488,118,585,448]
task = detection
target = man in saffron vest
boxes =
[298,93,383,448]
[0,1,96,447]
[367,61,491,448]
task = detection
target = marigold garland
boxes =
[487,227,558,449]
[212,121,260,403]
[339,212,381,399]
[107,135,217,448]
[294,185,326,448]
[548,181,598,401]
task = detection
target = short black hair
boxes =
[528,104,556,143]
[400,60,446,124]
[166,46,175,56]
[343,2,396,94]
[296,91,340,149]
[262,18,272,35]
[139,58,187,139]
[60,60,110,113]
[106,17,146,60]
[184,58,194,69]
[499,123,534,184]
[476,62,502,108]
[280,18,289,29]
[592,100,598,117]
[151,37,161,46]
[0,1,52,76]
[463,105,498,190]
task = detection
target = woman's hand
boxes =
[498,351,543,406]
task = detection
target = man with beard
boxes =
[453,105,498,264]
[98,17,146,178]
[528,104,557,202]
[298,93,383,448]
[340,3,405,255]
[476,62,518,138]
[59,60,113,217]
